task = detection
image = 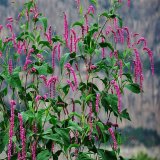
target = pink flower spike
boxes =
[37,54,44,61]
[96,93,100,113]
[143,47,154,75]
[90,64,97,70]
[8,100,16,160]
[0,51,2,58]
[114,18,118,29]
[88,5,95,14]
[75,0,80,8]
[67,79,75,92]
[137,37,147,47]
[101,37,105,59]
[6,17,13,23]
[0,25,3,31]
[52,45,57,70]
[111,80,122,113]
[8,59,13,74]
[18,113,26,160]
[57,43,61,61]
[64,63,78,90]
[119,60,123,78]
[40,75,47,85]
[6,23,13,32]
[108,127,118,150]
[64,12,69,47]
[127,0,131,7]
[31,141,37,160]
[35,95,42,103]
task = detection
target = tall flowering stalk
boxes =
[108,127,118,150]
[111,80,122,113]
[64,12,69,48]
[95,93,100,113]
[52,45,57,71]
[8,100,16,160]
[65,63,78,90]
[88,102,93,140]
[8,59,13,74]
[18,113,26,160]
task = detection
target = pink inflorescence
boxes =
[108,127,118,150]
[47,76,58,98]
[31,141,37,160]
[133,48,143,90]
[8,100,16,160]
[64,12,69,48]
[65,63,78,90]
[88,102,93,140]
[95,93,100,113]
[18,113,26,160]
[111,80,122,113]
[52,45,57,70]
[143,47,154,76]
[8,59,13,74]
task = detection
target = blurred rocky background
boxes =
[0,0,160,159]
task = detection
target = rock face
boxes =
[0,0,160,134]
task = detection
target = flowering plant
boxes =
[0,0,154,159]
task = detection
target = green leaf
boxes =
[77,152,94,160]
[100,12,109,18]
[38,17,48,32]
[99,42,114,52]
[39,41,51,50]
[68,120,82,132]
[125,83,141,94]
[59,53,70,74]
[85,94,94,103]
[116,15,123,28]
[34,63,48,75]
[37,150,51,160]
[72,21,84,27]
[98,149,117,160]
[120,109,131,121]
[0,87,7,97]
[90,0,97,5]
[43,134,64,145]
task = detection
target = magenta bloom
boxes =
[133,48,143,90]
[31,141,37,160]
[0,25,3,31]
[52,45,57,70]
[8,59,13,74]
[119,60,123,78]
[143,47,154,75]
[35,95,42,103]
[96,93,100,113]
[6,23,13,32]
[108,127,118,150]
[71,29,77,52]
[8,100,16,160]
[88,102,93,140]
[101,37,105,59]
[111,80,122,113]
[65,63,78,90]
[67,79,75,92]
[45,26,52,44]
[57,43,61,61]
[137,37,147,47]
[47,76,58,98]
[88,5,95,14]
[64,12,69,47]
[18,113,26,160]
[6,17,13,23]
[40,75,47,86]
